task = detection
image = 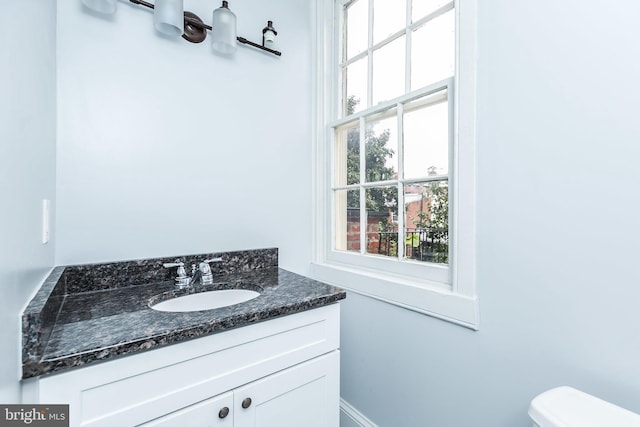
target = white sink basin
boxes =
[151,289,260,312]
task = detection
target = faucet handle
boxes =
[163,261,188,287]
[200,258,222,274]
[163,261,186,277]
[163,261,184,268]
[198,258,221,285]
[199,262,212,274]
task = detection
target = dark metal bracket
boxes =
[129,0,282,56]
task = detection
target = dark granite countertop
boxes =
[22,248,345,379]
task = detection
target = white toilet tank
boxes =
[529,386,640,427]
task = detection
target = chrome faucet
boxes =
[163,261,189,288]
[163,258,223,289]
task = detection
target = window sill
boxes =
[311,261,479,330]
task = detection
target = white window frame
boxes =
[311,0,478,329]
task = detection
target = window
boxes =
[312,0,478,329]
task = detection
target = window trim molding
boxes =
[311,0,478,330]
[311,262,478,329]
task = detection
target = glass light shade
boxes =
[154,0,184,37]
[212,1,237,54]
[263,29,276,44]
[81,0,117,14]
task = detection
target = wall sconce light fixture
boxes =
[81,0,281,57]
[153,0,184,37]
[263,21,277,46]
[211,1,237,54]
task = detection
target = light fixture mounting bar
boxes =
[130,0,154,9]
[237,37,281,56]
[128,0,281,56]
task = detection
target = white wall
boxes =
[339,1,640,425]
[6,1,640,424]
[0,0,57,402]
[55,0,312,274]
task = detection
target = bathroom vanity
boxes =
[21,248,345,427]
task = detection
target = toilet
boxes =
[529,386,640,426]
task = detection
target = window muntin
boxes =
[411,9,455,91]
[404,181,449,264]
[314,0,478,328]
[340,0,455,117]
[334,188,360,253]
[334,123,360,186]
[332,0,455,276]
[373,0,406,44]
[403,94,450,179]
[344,58,368,115]
[365,111,398,183]
[331,85,452,270]
[372,35,406,105]
[345,0,367,58]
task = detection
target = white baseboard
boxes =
[340,398,378,427]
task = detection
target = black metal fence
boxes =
[378,228,448,264]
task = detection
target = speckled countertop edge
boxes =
[22,266,66,367]
[22,249,345,379]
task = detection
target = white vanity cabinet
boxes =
[141,352,338,427]
[141,392,234,426]
[22,304,340,427]
[233,352,338,427]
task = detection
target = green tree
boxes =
[428,184,449,232]
[406,165,449,263]
[410,167,448,231]
[346,96,397,219]
[344,96,449,262]
[426,166,449,232]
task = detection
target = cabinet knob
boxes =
[241,397,252,409]
[218,407,229,419]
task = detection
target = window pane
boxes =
[404,181,448,264]
[372,35,405,105]
[365,186,398,257]
[335,189,361,252]
[366,110,398,183]
[334,123,360,186]
[403,94,449,179]
[345,0,368,59]
[344,57,368,115]
[373,0,406,44]
[411,9,454,90]
[412,0,452,23]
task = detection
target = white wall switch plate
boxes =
[42,199,50,244]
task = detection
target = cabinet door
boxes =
[234,351,340,427]
[139,391,234,427]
